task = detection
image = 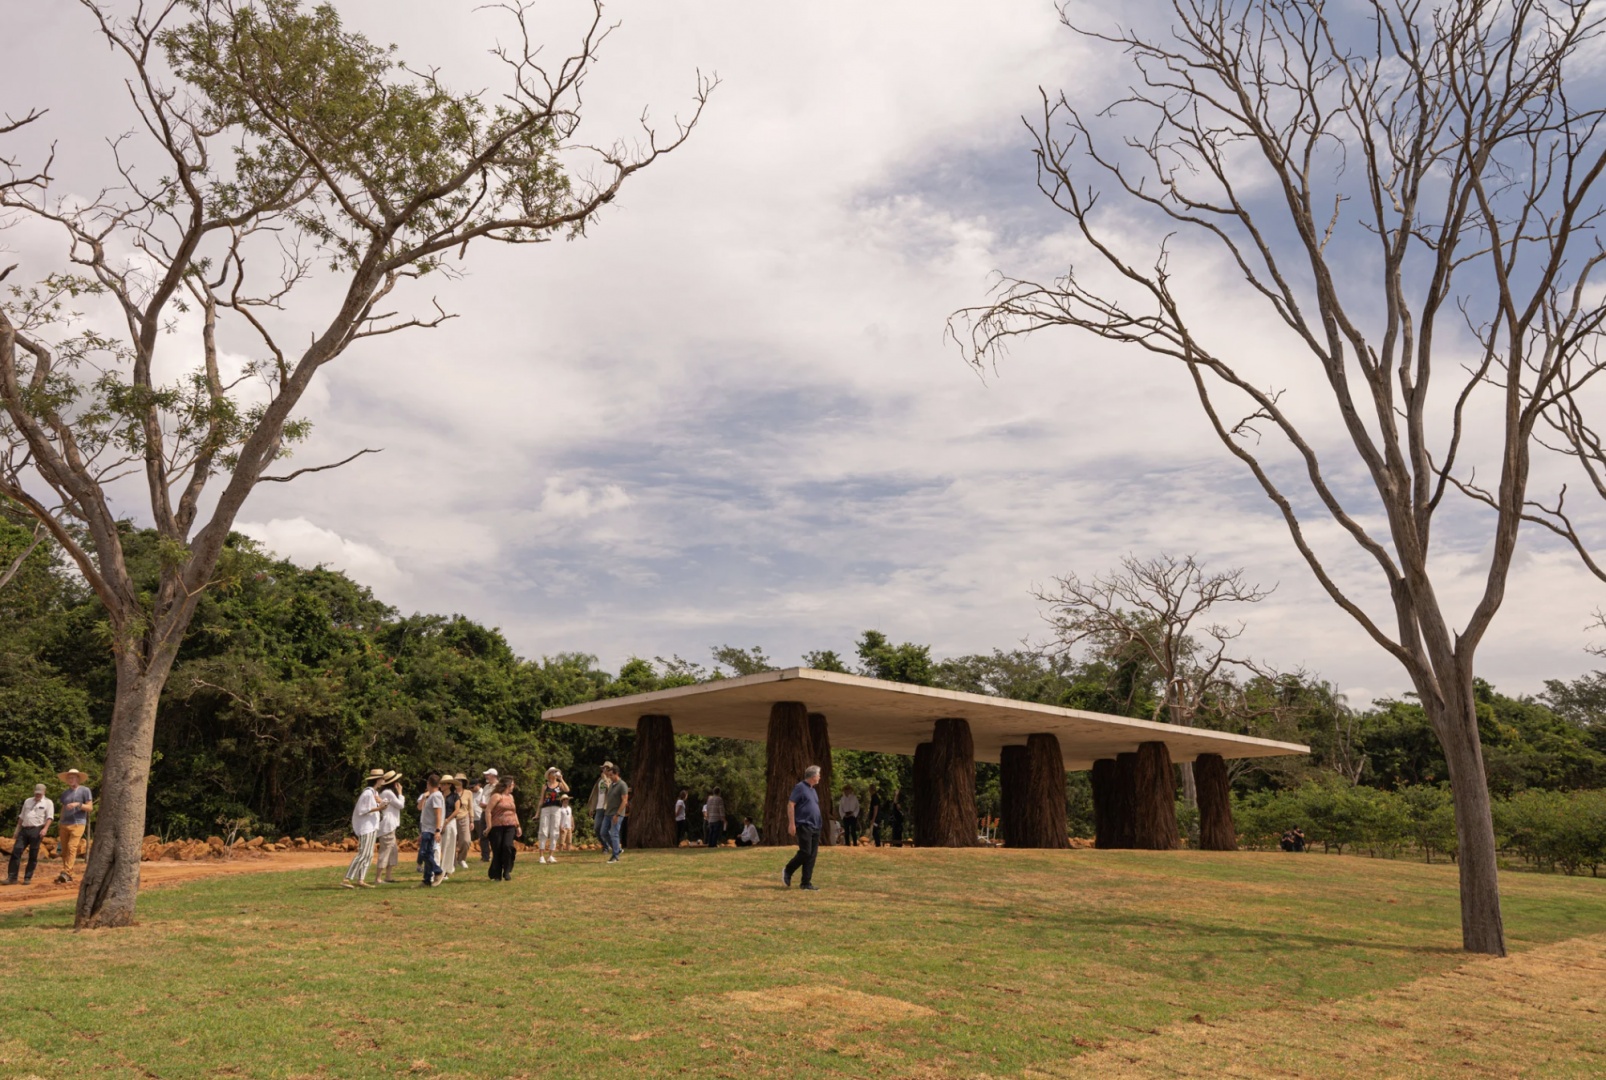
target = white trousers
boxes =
[439,819,459,875]
[538,806,563,852]
[345,831,377,882]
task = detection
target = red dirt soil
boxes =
[0,850,351,913]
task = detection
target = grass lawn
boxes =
[0,846,1602,1078]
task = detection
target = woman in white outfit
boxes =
[537,767,569,863]
[437,775,461,880]
[374,771,405,883]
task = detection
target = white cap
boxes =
[483,767,499,776]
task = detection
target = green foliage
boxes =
[855,630,934,685]
[1495,789,1606,876]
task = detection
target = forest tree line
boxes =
[4,517,1605,854]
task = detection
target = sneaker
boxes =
[782,870,792,888]
[1,880,15,887]
[357,881,375,889]
[539,855,548,864]
[607,855,619,863]
[799,883,820,891]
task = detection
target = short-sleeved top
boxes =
[790,781,821,830]
[18,796,53,829]
[351,787,381,837]
[60,785,92,825]
[443,792,459,817]
[417,790,445,834]
[489,793,519,828]
[839,793,860,817]
[867,792,881,819]
[705,794,726,823]
[674,798,686,821]
[558,805,573,829]
[604,779,629,814]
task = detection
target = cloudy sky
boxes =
[7,0,1606,704]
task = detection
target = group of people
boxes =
[672,787,761,847]
[1279,827,1307,853]
[836,782,906,846]
[344,761,633,888]
[5,767,93,887]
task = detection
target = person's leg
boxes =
[501,827,519,878]
[480,820,492,862]
[487,826,504,879]
[418,833,435,884]
[345,831,375,884]
[5,833,22,883]
[22,827,41,881]
[376,833,396,881]
[783,835,805,884]
[606,813,623,858]
[60,824,84,874]
[800,825,820,887]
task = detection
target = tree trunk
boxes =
[1131,741,1179,850]
[808,712,834,837]
[763,701,811,846]
[911,741,934,846]
[923,718,978,847]
[1014,734,1069,848]
[1090,758,1116,849]
[1194,752,1235,851]
[1431,685,1506,956]
[999,744,1028,847]
[1110,752,1139,848]
[626,715,676,849]
[75,654,171,928]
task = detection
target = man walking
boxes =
[588,763,614,844]
[5,784,54,886]
[55,768,92,884]
[601,764,629,864]
[416,773,446,887]
[783,765,823,891]
[343,768,385,888]
[476,769,498,861]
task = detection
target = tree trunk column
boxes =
[911,741,935,846]
[1090,758,1116,848]
[764,701,811,846]
[1194,752,1236,851]
[999,744,1028,847]
[808,712,834,838]
[1015,733,1069,849]
[627,714,676,849]
[921,717,978,847]
[1131,740,1179,850]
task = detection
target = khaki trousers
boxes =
[59,824,86,872]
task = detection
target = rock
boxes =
[294,837,308,848]
[341,837,357,852]
[144,835,161,845]
[276,836,292,847]
[246,836,266,849]
[206,835,226,850]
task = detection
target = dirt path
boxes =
[1041,931,1606,1078]
[0,851,351,914]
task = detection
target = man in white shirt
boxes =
[736,818,760,847]
[343,769,385,889]
[838,785,862,846]
[5,784,54,885]
[475,769,498,862]
[374,771,404,884]
[674,789,688,846]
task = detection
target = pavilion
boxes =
[542,667,1308,851]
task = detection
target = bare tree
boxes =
[1038,553,1271,804]
[0,0,711,927]
[953,0,1606,954]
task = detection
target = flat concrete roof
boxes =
[542,668,1308,770]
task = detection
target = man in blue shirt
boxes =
[782,765,823,891]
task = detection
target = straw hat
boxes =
[379,770,402,786]
[365,768,386,782]
[57,767,86,785]
[439,774,458,787]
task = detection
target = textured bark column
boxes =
[1194,752,1236,851]
[1131,740,1180,850]
[999,744,1028,847]
[1016,733,1070,849]
[627,714,677,848]
[763,701,811,846]
[911,741,935,846]
[1110,752,1139,848]
[924,717,979,847]
[808,712,834,836]
[1090,758,1116,849]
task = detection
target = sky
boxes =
[6,0,1606,705]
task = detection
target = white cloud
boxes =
[236,518,409,594]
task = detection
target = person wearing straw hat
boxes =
[374,771,405,884]
[476,768,499,862]
[536,767,568,864]
[437,776,463,881]
[342,768,386,889]
[5,784,54,886]
[558,794,574,852]
[55,768,92,883]
[451,777,474,872]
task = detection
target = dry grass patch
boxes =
[1044,932,1606,1079]
[726,985,935,1019]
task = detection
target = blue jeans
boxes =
[604,812,624,857]
[418,832,441,882]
